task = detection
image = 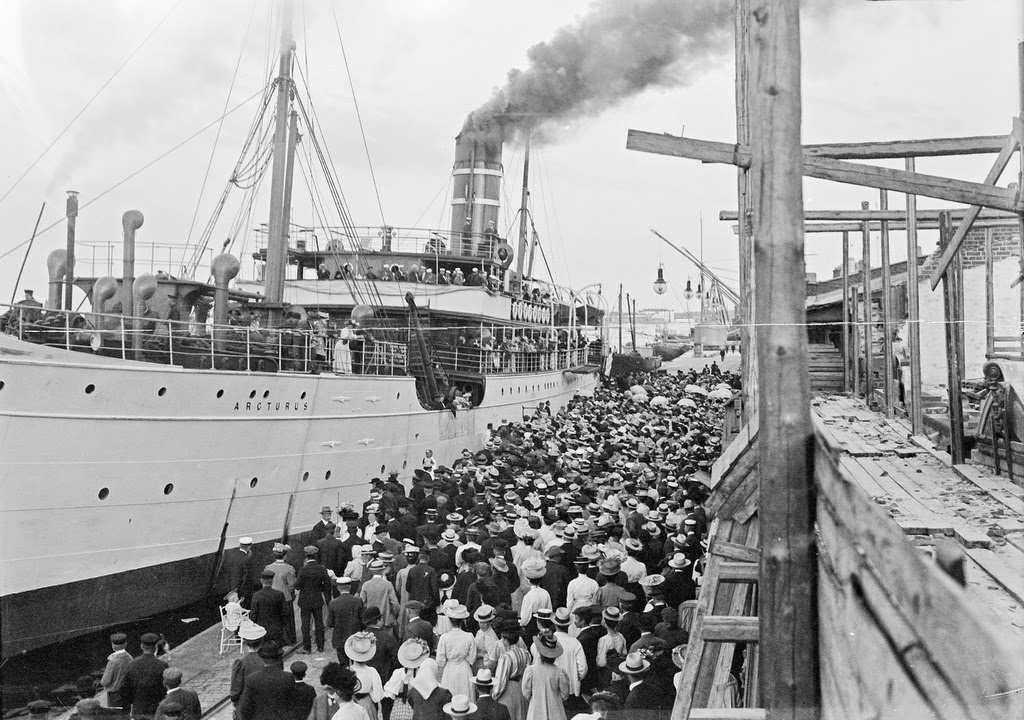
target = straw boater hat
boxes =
[473,668,494,688]
[397,639,430,668]
[345,631,377,663]
[474,605,495,623]
[443,695,478,717]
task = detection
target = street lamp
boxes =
[653,265,667,295]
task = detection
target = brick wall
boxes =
[918,224,1021,277]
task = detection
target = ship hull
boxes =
[0,334,597,657]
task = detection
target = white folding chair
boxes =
[219,603,248,655]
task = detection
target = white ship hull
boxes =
[0,333,597,657]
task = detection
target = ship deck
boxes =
[812,394,1024,643]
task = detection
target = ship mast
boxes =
[515,130,531,286]
[264,0,295,325]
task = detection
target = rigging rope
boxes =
[328,1,387,226]
[0,0,188,210]
[0,89,266,264]
[180,0,260,268]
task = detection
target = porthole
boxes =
[163,483,174,495]
[262,390,269,399]
[302,471,309,482]
[158,387,167,397]
[85,384,95,394]
[249,390,257,399]
[216,389,224,398]
[325,470,332,480]
[402,460,408,469]
[98,487,109,500]
[381,464,386,473]
[414,433,420,440]
[501,388,505,396]
[0,381,5,390]
[300,391,307,399]
[250,477,258,488]
[397,392,401,400]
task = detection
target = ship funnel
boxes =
[64,191,78,312]
[46,249,67,310]
[448,134,503,257]
[121,210,144,324]
[211,254,241,327]
[92,276,118,330]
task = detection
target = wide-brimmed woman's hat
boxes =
[446,604,470,620]
[344,631,376,662]
[534,634,563,659]
[397,639,430,668]
[442,694,478,717]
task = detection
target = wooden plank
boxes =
[718,465,759,520]
[904,161,925,437]
[689,710,767,720]
[953,464,1024,514]
[803,134,1011,159]
[814,427,1024,720]
[911,435,953,466]
[712,541,761,563]
[707,441,759,518]
[702,615,760,642]
[732,483,760,525]
[721,207,1019,222]
[928,117,1024,289]
[719,562,760,583]
[626,131,1024,212]
[711,416,757,484]
[965,548,1024,606]
[939,212,966,465]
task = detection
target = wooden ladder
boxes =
[671,520,764,720]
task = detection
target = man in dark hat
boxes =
[154,667,201,720]
[120,632,168,719]
[249,569,289,646]
[405,547,440,625]
[539,545,572,610]
[327,577,363,665]
[237,641,296,720]
[402,600,434,649]
[316,524,345,584]
[310,506,334,545]
[295,546,331,654]
[100,631,132,708]
[219,536,260,608]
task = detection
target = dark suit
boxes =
[624,674,677,712]
[576,625,603,694]
[403,617,434,651]
[326,593,364,661]
[317,535,346,577]
[540,561,571,610]
[290,681,317,720]
[120,652,168,719]
[366,626,399,689]
[154,687,202,720]
[237,665,296,720]
[221,548,259,606]
[309,519,332,546]
[249,586,289,645]
[618,611,642,650]
[405,563,439,611]
[230,651,266,706]
[306,692,339,720]
[467,696,512,720]
[295,560,332,651]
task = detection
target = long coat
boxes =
[120,653,168,717]
[249,586,289,644]
[295,561,332,609]
[327,593,364,650]
[238,665,297,720]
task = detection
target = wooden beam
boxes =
[880,190,894,418]
[842,232,851,393]
[745,217,1017,234]
[627,129,1024,212]
[862,202,873,407]
[940,212,966,464]
[803,134,1010,159]
[986,227,995,357]
[906,158,924,436]
[713,541,762,563]
[720,561,761,583]
[749,1,819,715]
[702,615,761,642]
[720,208,1017,222]
[927,118,1023,289]
[736,0,756,425]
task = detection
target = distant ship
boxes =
[0,6,603,658]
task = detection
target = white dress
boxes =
[334,328,353,373]
[435,628,476,699]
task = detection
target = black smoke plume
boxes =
[462,0,734,143]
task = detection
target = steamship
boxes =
[0,11,603,657]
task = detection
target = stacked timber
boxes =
[808,343,844,394]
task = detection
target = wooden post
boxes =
[986,227,995,357]
[940,211,965,464]
[861,201,873,406]
[749,0,819,715]
[852,282,861,397]
[880,190,894,417]
[842,231,850,393]
[617,284,623,353]
[1018,42,1024,358]
[736,0,757,421]
[905,158,924,435]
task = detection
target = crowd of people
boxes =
[87,366,739,720]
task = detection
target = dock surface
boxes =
[814,394,1024,641]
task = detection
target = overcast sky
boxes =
[0,0,1021,315]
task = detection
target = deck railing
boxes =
[1,304,605,378]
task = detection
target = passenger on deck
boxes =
[452,269,465,286]
[335,321,356,374]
